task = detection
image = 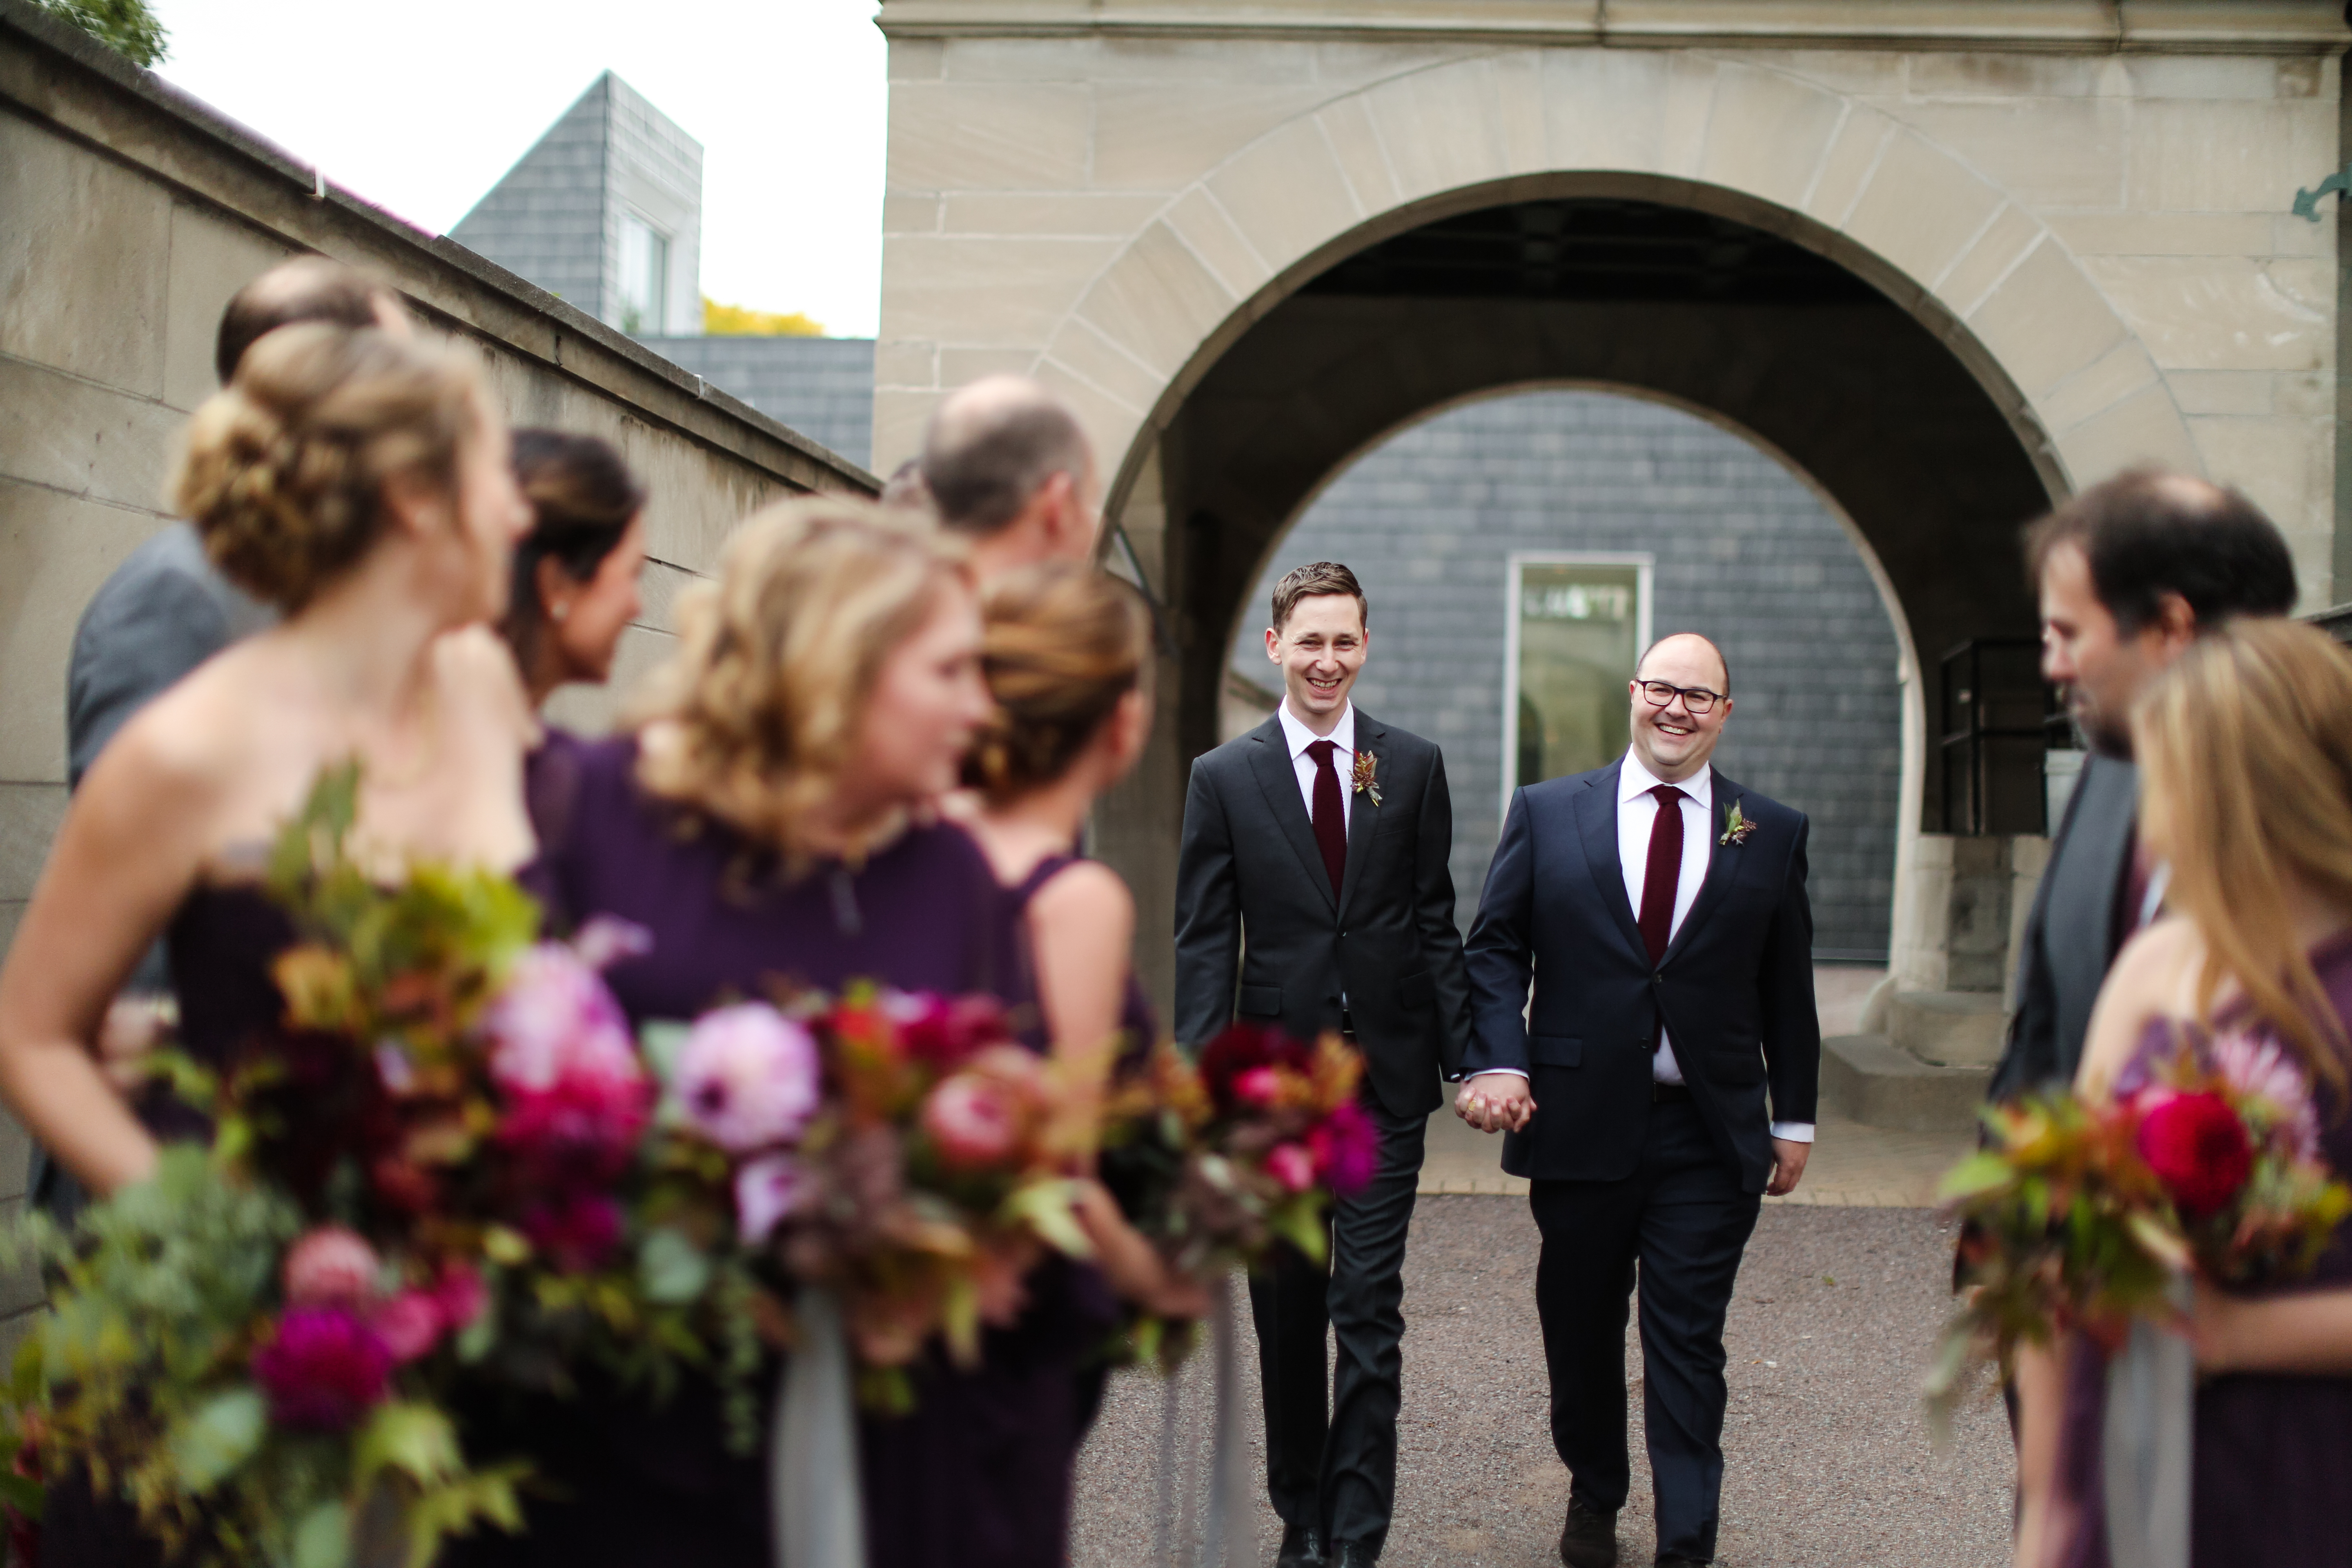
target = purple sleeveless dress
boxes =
[2053,935,2352,1568]
[456,733,1111,1568]
[40,882,299,1566]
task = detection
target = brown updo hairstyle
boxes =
[500,430,648,667]
[630,497,969,862]
[964,562,1153,805]
[172,323,481,611]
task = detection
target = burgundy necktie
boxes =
[1637,784,1686,964]
[1307,739,1348,898]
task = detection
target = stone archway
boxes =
[875,16,2343,1009]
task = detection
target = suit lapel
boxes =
[1245,717,1338,913]
[1661,773,1748,966]
[1576,763,1650,962]
[1334,715,1384,922]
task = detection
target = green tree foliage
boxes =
[32,0,168,66]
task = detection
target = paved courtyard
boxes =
[1069,1197,2010,1568]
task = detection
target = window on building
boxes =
[617,213,669,335]
[1503,555,1653,806]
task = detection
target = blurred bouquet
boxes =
[1927,1027,2352,1419]
[3,768,726,1567]
[643,984,1102,1410]
[1097,1024,1378,1363]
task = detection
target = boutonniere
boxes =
[1719,800,1755,847]
[1351,749,1382,807]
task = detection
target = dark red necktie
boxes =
[1637,784,1686,964]
[1307,739,1348,898]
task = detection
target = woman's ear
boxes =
[1108,686,1154,770]
[378,466,450,543]
[535,552,573,626]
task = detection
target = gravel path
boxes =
[1070,1198,2012,1568]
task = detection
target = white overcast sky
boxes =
[146,0,889,336]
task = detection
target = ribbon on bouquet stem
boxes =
[2100,1273,2192,1568]
[1196,1273,1253,1568]
[774,1285,867,1568]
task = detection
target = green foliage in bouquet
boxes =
[1927,1031,2352,1435]
[0,766,753,1565]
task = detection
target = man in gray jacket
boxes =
[39,258,405,1216]
[1987,469,2297,1103]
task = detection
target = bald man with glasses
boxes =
[1457,633,1821,1568]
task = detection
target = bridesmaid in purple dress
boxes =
[0,322,540,1564]
[490,501,1106,1568]
[2014,619,2352,1568]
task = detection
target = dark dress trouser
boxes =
[1529,1100,1762,1564]
[1248,1094,1425,1556]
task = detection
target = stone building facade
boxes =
[872,0,2350,1013]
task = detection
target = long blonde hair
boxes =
[629,497,969,862]
[2133,618,2352,1090]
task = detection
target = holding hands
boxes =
[1455,1070,1535,1134]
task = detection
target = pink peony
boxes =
[883,990,1011,1069]
[371,1290,443,1364]
[523,1194,624,1274]
[2136,1090,2254,1219]
[1199,1023,1314,1114]
[433,1263,488,1332]
[2211,1028,2322,1160]
[1265,1143,1317,1194]
[283,1227,381,1308]
[675,1004,822,1154]
[922,1074,1022,1172]
[734,1154,802,1244]
[484,944,644,1096]
[1232,1067,1285,1108]
[1307,1100,1381,1198]
[498,1070,653,1186]
[253,1307,393,1430]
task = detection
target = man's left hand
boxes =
[1765,1137,1810,1197]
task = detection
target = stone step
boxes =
[1819,1033,1991,1134]
[1888,989,2008,1067]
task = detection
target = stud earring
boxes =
[552,601,572,622]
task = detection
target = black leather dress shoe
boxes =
[1557,1499,1619,1568]
[1275,1523,1325,1567]
[1331,1543,1378,1568]
[1654,1557,1708,1567]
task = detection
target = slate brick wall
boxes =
[1228,389,1903,959]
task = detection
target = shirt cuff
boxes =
[1769,1121,1815,1143]
[1463,1067,1529,1080]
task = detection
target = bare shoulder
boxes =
[432,626,532,732]
[1030,860,1134,927]
[2109,915,2200,1001]
[2079,915,2200,1096]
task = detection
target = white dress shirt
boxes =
[1483,749,1812,1144]
[1276,698,1355,835]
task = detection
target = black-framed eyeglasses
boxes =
[1636,680,1724,715]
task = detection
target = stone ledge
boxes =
[1820,1032,1992,1132]
[876,0,2352,54]
[1888,989,2008,1067]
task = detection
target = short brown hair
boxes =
[1270,561,1367,633]
[2022,467,2296,635]
[174,323,481,611]
[214,256,388,385]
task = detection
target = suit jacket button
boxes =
[1652,972,1663,984]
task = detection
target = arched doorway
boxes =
[1097,192,2057,1010]
[1222,382,1912,965]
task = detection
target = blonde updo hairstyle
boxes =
[965,562,1153,805]
[2132,617,2352,1091]
[173,322,483,611]
[631,497,970,861]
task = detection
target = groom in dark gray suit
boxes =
[1174,561,1472,1568]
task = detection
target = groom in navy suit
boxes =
[1458,633,1819,1568]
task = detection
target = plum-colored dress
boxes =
[459,733,1113,1568]
[2054,935,2352,1568]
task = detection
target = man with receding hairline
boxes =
[918,374,1101,578]
[1461,631,1820,1568]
